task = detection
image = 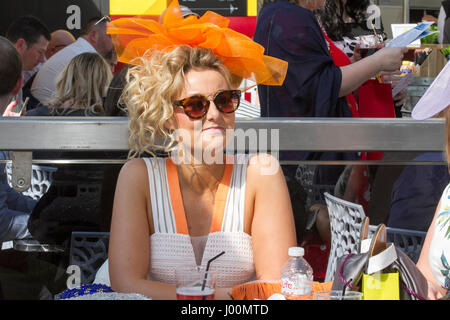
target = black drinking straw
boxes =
[201,251,225,299]
[341,278,352,300]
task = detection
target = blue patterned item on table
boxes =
[57,284,114,300]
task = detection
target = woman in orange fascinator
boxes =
[92,0,330,300]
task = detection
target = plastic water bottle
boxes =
[281,247,313,300]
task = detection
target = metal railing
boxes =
[0,116,446,190]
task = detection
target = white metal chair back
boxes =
[324,192,368,282]
[6,164,57,200]
[385,227,427,263]
[69,231,110,284]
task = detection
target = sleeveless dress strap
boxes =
[222,154,249,233]
[143,158,177,234]
[145,155,248,235]
[165,158,189,235]
[209,163,233,233]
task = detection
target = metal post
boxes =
[403,0,410,23]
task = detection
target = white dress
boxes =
[94,154,256,288]
[428,183,450,291]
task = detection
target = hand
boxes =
[2,99,21,117]
[422,15,438,25]
[351,44,362,63]
[374,47,408,72]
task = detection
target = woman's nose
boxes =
[205,100,221,121]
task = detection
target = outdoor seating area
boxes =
[0,0,449,304]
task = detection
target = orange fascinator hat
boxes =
[107,0,287,86]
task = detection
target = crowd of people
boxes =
[0,0,448,300]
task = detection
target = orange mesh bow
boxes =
[107,0,288,86]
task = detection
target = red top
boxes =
[322,32,359,118]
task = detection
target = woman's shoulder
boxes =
[246,153,281,179]
[120,156,168,176]
[119,158,149,179]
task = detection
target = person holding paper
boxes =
[253,0,407,199]
[255,0,406,120]
[413,61,450,300]
[316,0,408,114]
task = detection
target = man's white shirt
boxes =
[31,37,97,105]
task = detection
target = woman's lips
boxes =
[202,126,225,132]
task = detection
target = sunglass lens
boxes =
[215,90,240,113]
[183,96,208,119]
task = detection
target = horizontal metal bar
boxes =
[0,159,446,166]
[0,117,445,152]
[236,117,445,152]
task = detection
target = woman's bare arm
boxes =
[108,159,178,299]
[417,198,446,299]
[249,154,298,280]
[339,46,408,97]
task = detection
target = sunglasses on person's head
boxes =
[173,89,241,120]
[94,15,111,26]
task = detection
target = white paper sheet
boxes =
[387,21,438,48]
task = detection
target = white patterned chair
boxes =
[324,192,427,282]
[6,164,57,200]
[385,227,427,263]
[324,192,370,282]
[69,231,110,284]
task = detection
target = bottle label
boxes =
[281,276,312,296]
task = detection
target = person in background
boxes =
[104,48,118,74]
[413,61,450,300]
[45,29,76,60]
[440,1,450,44]
[317,0,407,116]
[253,0,406,185]
[253,0,406,250]
[317,0,385,60]
[24,52,113,247]
[388,151,450,232]
[0,37,37,242]
[31,16,114,105]
[5,16,50,74]
[21,29,77,111]
[5,15,50,112]
[26,52,112,117]
[23,29,76,86]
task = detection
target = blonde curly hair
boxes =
[122,45,240,159]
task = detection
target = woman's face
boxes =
[170,68,235,164]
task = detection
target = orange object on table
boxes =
[231,281,333,300]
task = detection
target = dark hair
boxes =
[0,37,22,96]
[316,0,371,41]
[80,17,103,36]
[6,15,50,46]
[262,0,298,4]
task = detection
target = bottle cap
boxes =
[288,247,304,257]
